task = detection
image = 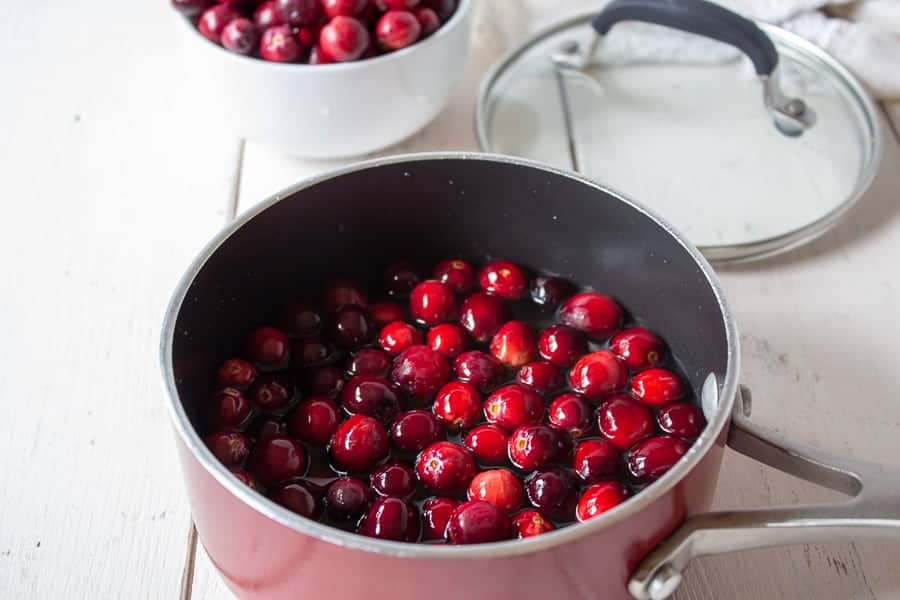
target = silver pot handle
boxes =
[628,385,900,600]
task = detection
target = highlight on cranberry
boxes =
[200,257,705,544]
[174,0,458,63]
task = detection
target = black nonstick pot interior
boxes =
[170,156,729,428]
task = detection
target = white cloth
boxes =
[721,0,900,98]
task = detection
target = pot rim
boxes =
[159,152,741,559]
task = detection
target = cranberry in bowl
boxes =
[172,0,473,158]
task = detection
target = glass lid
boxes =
[476,0,881,263]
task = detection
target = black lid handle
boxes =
[591,0,778,76]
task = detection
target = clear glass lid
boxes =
[476,6,881,263]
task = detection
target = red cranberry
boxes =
[413,7,440,35]
[368,301,407,327]
[537,325,587,368]
[627,435,690,482]
[248,373,294,412]
[390,409,442,453]
[211,388,251,428]
[384,261,421,298]
[358,497,420,542]
[573,439,621,482]
[427,323,469,358]
[454,350,505,392]
[433,381,482,430]
[433,259,475,294]
[288,396,340,446]
[205,431,251,466]
[657,402,706,440]
[529,276,573,309]
[422,497,459,540]
[576,481,627,522]
[447,500,511,544]
[340,375,404,422]
[221,18,259,55]
[478,260,529,300]
[198,5,241,43]
[375,0,420,9]
[320,16,370,61]
[410,280,458,326]
[247,414,288,440]
[415,441,476,494]
[597,393,655,450]
[508,424,564,471]
[330,414,389,473]
[216,358,257,390]
[370,462,417,498]
[484,384,544,432]
[246,326,289,368]
[559,292,625,341]
[490,321,537,369]
[321,0,366,18]
[253,1,283,28]
[464,424,509,465]
[280,302,322,338]
[247,435,307,486]
[630,368,686,406]
[524,468,577,521]
[326,477,372,521]
[391,345,450,400]
[378,320,424,355]
[568,350,627,402]
[375,10,422,51]
[299,366,344,398]
[259,24,303,62]
[422,0,455,21]
[322,279,368,313]
[297,26,321,50]
[308,44,334,64]
[329,304,374,349]
[516,361,561,394]
[268,479,322,518]
[229,467,258,489]
[291,337,336,368]
[610,327,666,370]
[172,0,213,18]
[511,510,555,538]
[548,393,593,437]
[345,348,392,377]
[459,292,510,343]
[274,0,318,25]
[467,469,523,512]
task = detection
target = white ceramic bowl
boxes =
[175,1,473,158]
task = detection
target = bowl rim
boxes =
[175,0,473,72]
[159,152,740,559]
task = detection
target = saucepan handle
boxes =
[627,385,900,600]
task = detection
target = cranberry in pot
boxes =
[422,497,459,541]
[268,480,322,518]
[630,368,687,406]
[375,0,420,9]
[274,0,318,26]
[433,381,482,430]
[246,415,288,441]
[368,301,407,328]
[321,0,366,19]
[490,321,537,369]
[515,361,562,394]
[657,401,707,440]
[529,276,573,309]
[322,279,368,313]
[454,350,505,392]
[288,397,340,446]
[247,435,307,486]
[340,376,404,423]
[427,323,468,358]
[329,304,374,349]
[345,348,392,378]
[627,435,690,482]
[610,327,666,370]
[484,384,544,431]
[559,291,625,341]
[198,5,241,43]
[253,1,283,28]
[422,0,455,21]
[410,280,458,326]
[478,259,529,300]
[228,467,257,489]
[358,497,421,542]
[205,431,251,466]
[511,510,555,538]
[370,463,417,498]
[326,476,372,521]
[458,292,510,343]
[375,10,422,51]
[308,44,334,64]
[248,373,294,412]
[216,358,256,390]
[573,439,621,482]
[390,409,442,453]
[379,321,424,356]
[508,424,564,471]
[259,24,303,62]
[538,324,587,368]
[548,393,593,438]
[467,469,524,512]
[172,0,213,18]
[210,388,250,429]
[464,424,509,466]
[598,393,655,451]
[280,302,322,338]
[414,7,440,35]
[299,366,344,398]
[221,18,259,55]
[291,337,336,368]
[576,481,627,522]
[415,441,476,494]
[330,414,389,473]
[524,468,577,521]
[447,500,511,544]
[245,326,289,368]
[391,345,449,400]
[568,350,628,402]
[384,261,421,298]
[433,258,475,294]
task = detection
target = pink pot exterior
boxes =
[177,424,728,600]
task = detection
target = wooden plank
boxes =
[0,1,242,598]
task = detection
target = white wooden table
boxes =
[1,1,899,598]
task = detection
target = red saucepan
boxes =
[161,153,899,600]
